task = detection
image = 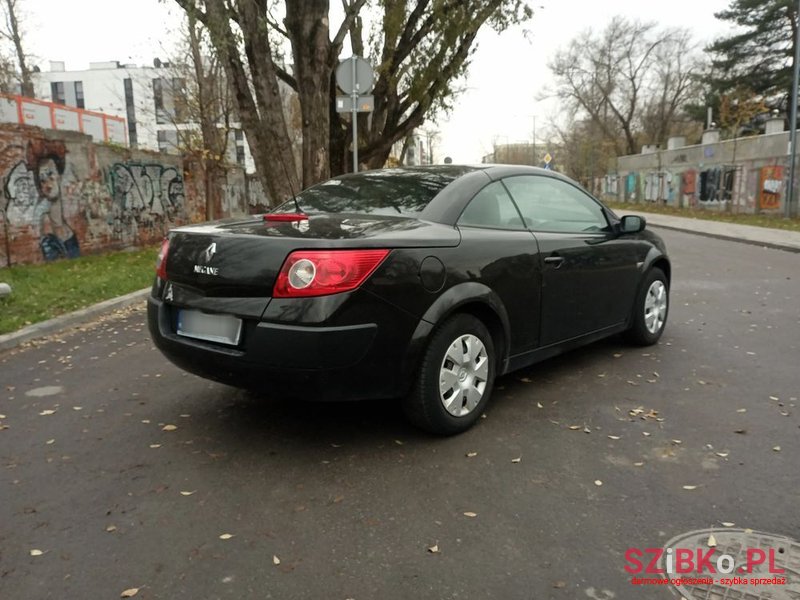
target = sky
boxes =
[21,0,734,163]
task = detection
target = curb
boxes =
[0,287,150,353]
[619,210,800,254]
[644,222,800,254]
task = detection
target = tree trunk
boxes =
[196,0,299,207]
[285,1,332,188]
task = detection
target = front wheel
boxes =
[625,267,669,346]
[403,314,496,435]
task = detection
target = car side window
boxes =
[458,181,525,229]
[503,175,610,233]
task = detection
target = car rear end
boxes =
[147,169,467,401]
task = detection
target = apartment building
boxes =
[32,60,254,171]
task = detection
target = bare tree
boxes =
[0,0,33,97]
[549,111,616,188]
[548,16,700,156]
[639,28,705,145]
[174,0,304,204]
[173,0,533,202]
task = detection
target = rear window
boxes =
[273,168,473,216]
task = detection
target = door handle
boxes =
[544,255,564,268]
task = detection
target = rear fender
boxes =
[400,282,512,386]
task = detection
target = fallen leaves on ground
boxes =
[511,457,521,463]
[427,544,440,554]
[466,452,478,458]
[179,491,195,496]
[594,480,603,486]
[29,549,43,556]
[682,485,697,490]
[463,512,477,518]
[707,534,717,547]
[161,424,177,431]
[219,533,233,540]
[120,588,139,598]
[273,555,281,565]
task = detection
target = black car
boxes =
[148,165,670,435]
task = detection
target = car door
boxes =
[454,180,542,355]
[502,175,641,347]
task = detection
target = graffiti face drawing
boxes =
[37,158,61,201]
[26,140,80,261]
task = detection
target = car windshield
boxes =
[272,167,475,216]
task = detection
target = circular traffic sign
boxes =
[336,56,374,94]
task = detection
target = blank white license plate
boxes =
[177,309,242,346]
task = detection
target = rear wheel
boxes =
[625,267,669,346]
[403,314,496,435]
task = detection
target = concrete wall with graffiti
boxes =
[0,124,250,267]
[603,129,792,214]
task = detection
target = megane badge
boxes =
[203,242,217,263]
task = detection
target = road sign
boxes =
[544,152,552,164]
[336,56,374,94]
[335,95,375,113]
[335,56,376,174]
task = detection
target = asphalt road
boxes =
[1,229,798,600]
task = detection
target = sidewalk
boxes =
[622,210,800,253]
[0,287,150,353]
[2,213,798,352]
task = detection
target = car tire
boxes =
[625,267,669,346]
[403,313,496,435]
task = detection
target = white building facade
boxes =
[32,60,254,172]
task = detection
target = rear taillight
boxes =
[273,249,389,298]
[156,238,170,280]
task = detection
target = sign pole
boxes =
[335,55,375,173]
[788,0,800,217]
[351,57,359,173]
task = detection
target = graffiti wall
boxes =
[610,133,792,214]
[0,124,253,267]
[608,163,786,214]
[759,166,784,211]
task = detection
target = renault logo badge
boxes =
[202,242,217,263]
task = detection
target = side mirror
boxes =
[620,215,646,234]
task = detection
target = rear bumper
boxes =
[147,295,417,401]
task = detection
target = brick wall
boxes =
[0,124,250,267]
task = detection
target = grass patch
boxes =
[605,201,800,233]
[0,247,158,335]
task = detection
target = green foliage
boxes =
[0,247,158,334]
[707,0,797,107]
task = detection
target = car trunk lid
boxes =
[163,213,459,298]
